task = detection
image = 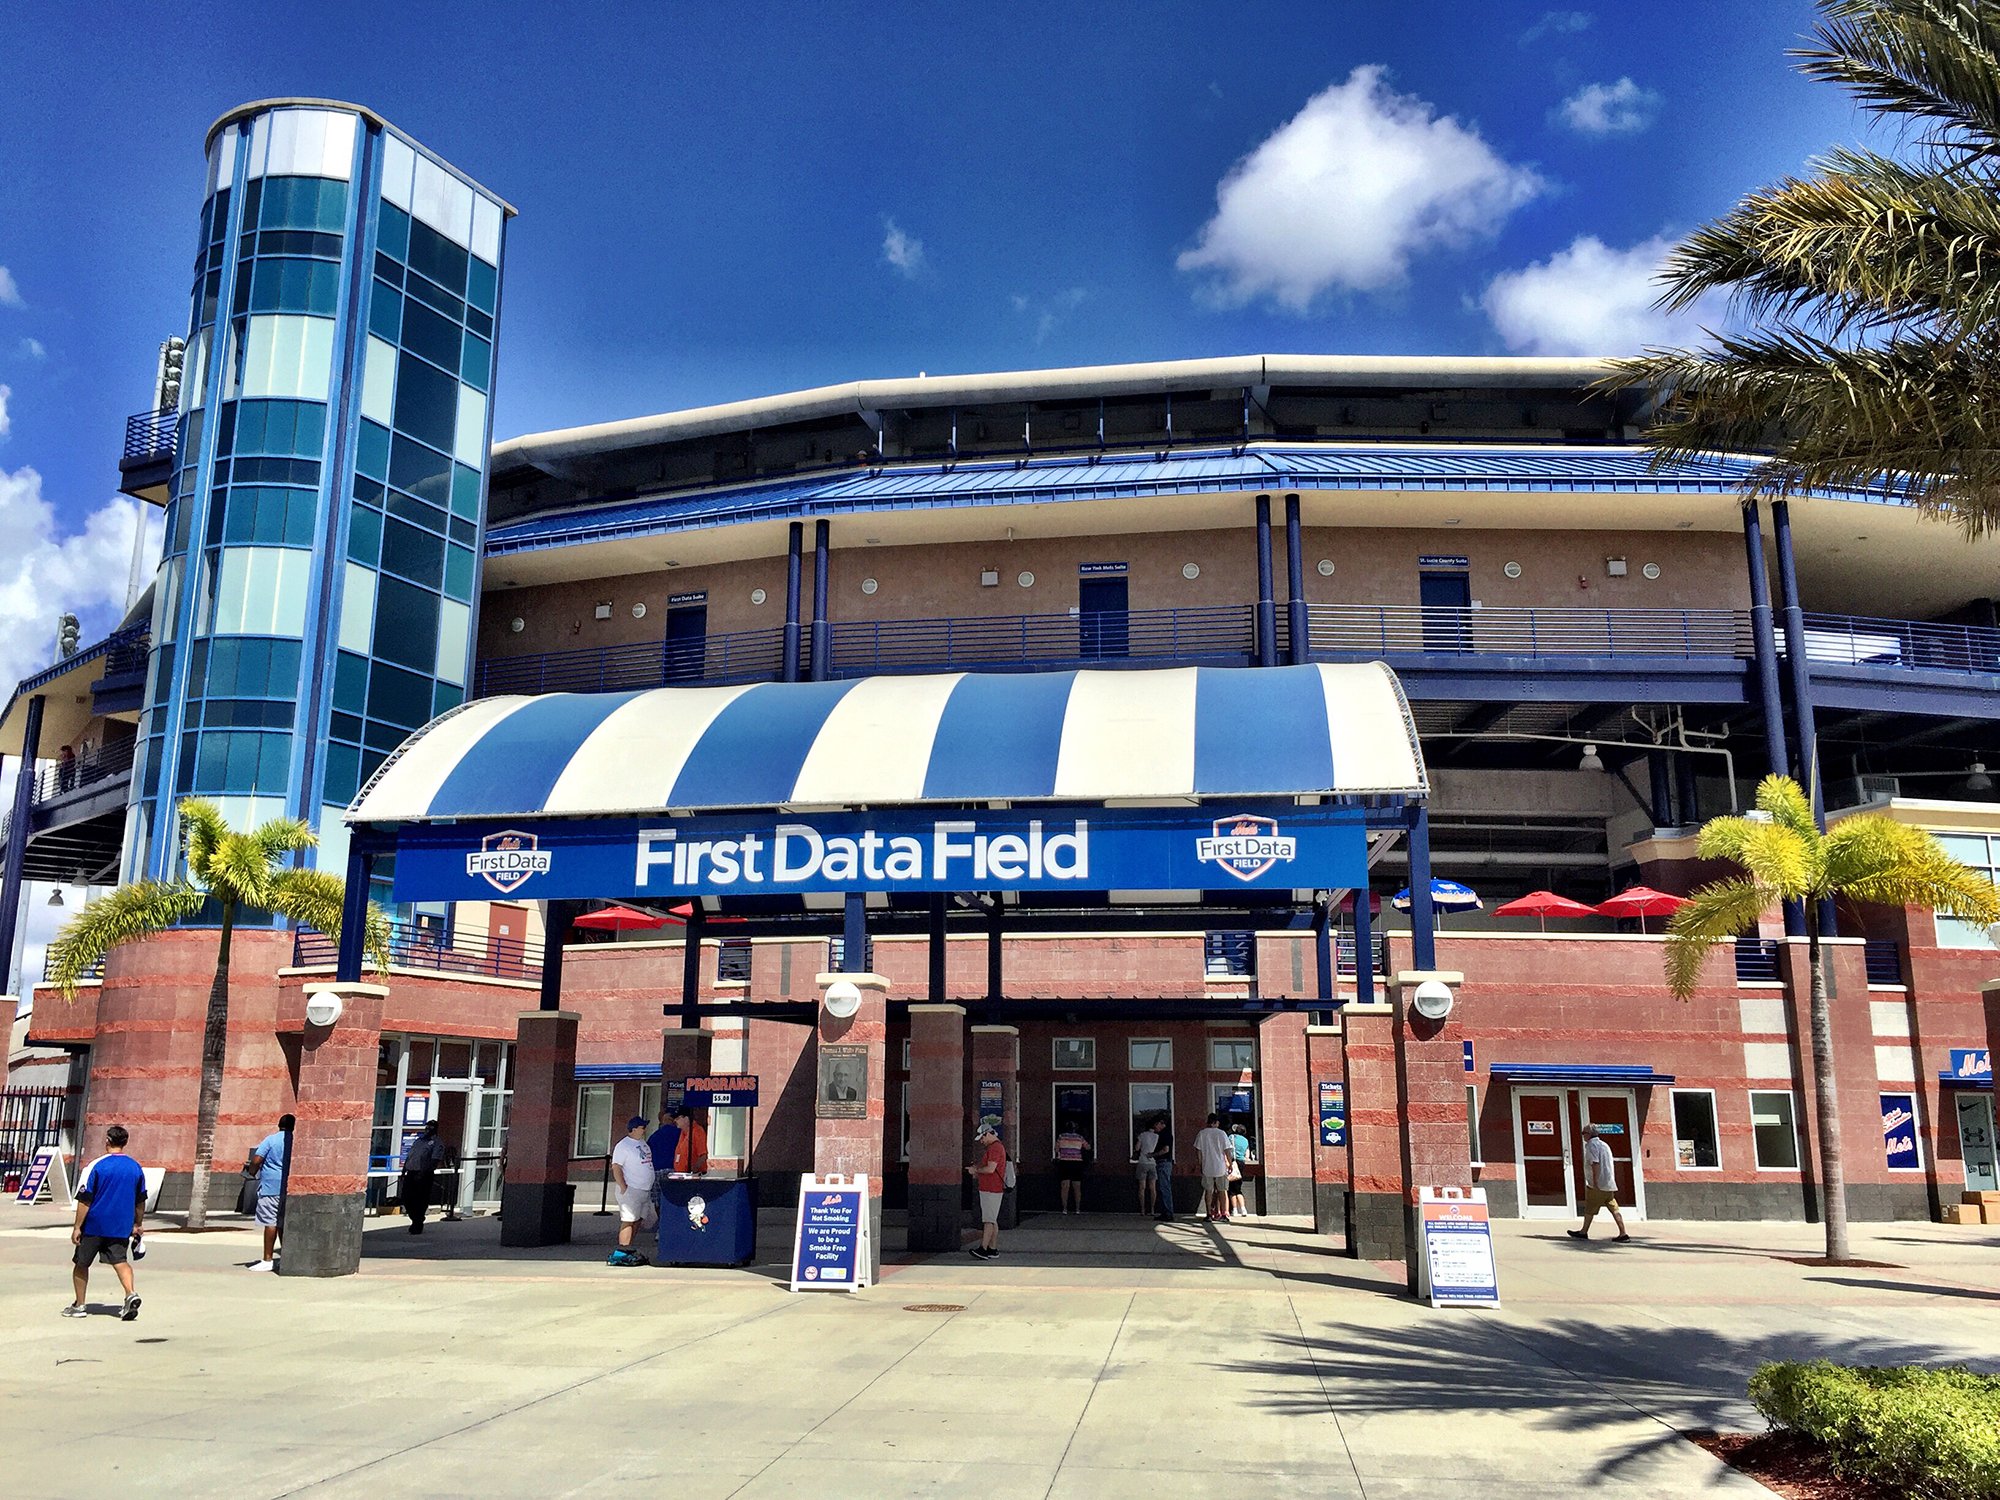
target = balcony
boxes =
[294,917,544,982]
[119,408,177,502]
[469,603,2000,717]
[31,737,137,808]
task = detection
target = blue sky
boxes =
[0,0,1862,682]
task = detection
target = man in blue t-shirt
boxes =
[67,1125,146,1321]
[247,1114,294,1271]
[647,1107,681,1173]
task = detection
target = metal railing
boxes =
[1204,930,1256,977]
[1735,938,1782,984]
[123,408,178,465]
[1298,604,1751,659]
[827,605,1256,673]
[1863,939,1903,985]
[294,917,544,980]
[1,1087,72,1182]
[1798,613,2000,674]
[716,938,753,982]
[1334,931,1388,977]
[43,950,103,983]
[99,627,152,680]
[474,627,788,696]
[33,736,138,805]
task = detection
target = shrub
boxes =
[1749,1360,2000,1500]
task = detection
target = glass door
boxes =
[1512,1089,1574,1217]
[1957,1093,1998,1194]
[463,1084,510,1210]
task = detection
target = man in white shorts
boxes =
[1133,1121,1159,1216]
[609,1116,656,1266]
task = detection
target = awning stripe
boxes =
[348,663,1428,821]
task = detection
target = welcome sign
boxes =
[390,802,1368,901]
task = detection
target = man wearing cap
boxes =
[609,1115,657,1266]
[1568,1124,1631,1243]
[964,1121,1007,1260]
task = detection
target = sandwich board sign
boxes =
[1416,1186,1499,1309]
[790,1173,871,1292]
[16,1144,72,1206]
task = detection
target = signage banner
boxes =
[1318,1081,1345,1147]
[1880,1093,1921,1170]
[1418,555,1470,569]
[1948,1047,1992,1082]
[1078,561,1128,575]
[15,1144,68,1206]
[669,591,709,606]
[392,802,1369,903]
[978,1080,1005,1134]
[790,1173,870,1291]
[1417,1186,1499,1308]
[684,1074,759,1110]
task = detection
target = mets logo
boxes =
[686,1195,709,1230]
[465,830,552,894]
[1195,814,1298,883]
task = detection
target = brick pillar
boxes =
[1308,1015,1348,1235]
[660,1028,714,1106]
[1258,1011,1313,1216]
[282,982,385,1278]
[906,1003,966,1252]
[1340,998,1402,1260]
[1392,968,1470,1292]
[970,1025,1019,1229]
[502,1010,579,1247]
[815,970,888,1277]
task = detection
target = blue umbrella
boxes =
[1392,879,1482,913]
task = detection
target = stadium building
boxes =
[4,100,1997,1281]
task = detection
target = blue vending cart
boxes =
[656,1174,758,1265]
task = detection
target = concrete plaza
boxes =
[3,1198,1996,1499]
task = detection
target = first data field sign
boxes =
[790,1174,871,1292]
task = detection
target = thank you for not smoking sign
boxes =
[790,1174,872,1292]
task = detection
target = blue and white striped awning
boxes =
[348,663,1426,823]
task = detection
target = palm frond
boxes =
[1665,879,1775,998]
[249,817,317,868]
[177,798,230,882]
[1799,0,2000,158]
[207,831,282,910]
[45,880,207,996]
[267,871,395,973]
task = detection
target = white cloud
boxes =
[0,465,163,694]
[881,218,926,277]
[1520,10,1593,46]
[19,338,45,360]
[0,267,19,307]
[1013,287,1087,343]
[1177,66,1545,312]
[1482,233,1721,355]
[0,385,9,439]
[1557,78,1661,136]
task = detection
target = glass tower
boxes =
[132,101,510,882]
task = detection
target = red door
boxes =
[1568,1091,1642,1217]
[1515,1091,1572,1216]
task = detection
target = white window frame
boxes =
[1129,1038,1173,1071]
[1052,1081,1098,1161]
[574,1084,612,1158]
[1749,1089,1802,1171]
[1130,1082,1173,1157]
[1670,1087,1722,1171]
[1209,1081,1258,1161]
[1053,1037,1096,1071]
[1208,1037,1256,1073]
[639,1081,662,1125]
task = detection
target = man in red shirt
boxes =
[964,1121,1007,1260]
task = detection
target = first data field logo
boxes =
[1196,814,1297,883]
[466,830,552,894]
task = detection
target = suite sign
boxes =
[391,803,1367,901]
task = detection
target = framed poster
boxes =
[1318,1081,1346,1147]
[817,1045,869,1119]
[1879,1093,1921,1170]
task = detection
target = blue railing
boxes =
[1301,604,1749,658]
[293,917,543,981]
[1735,938,1782,984]
[32,736,136,806]
[1863,939,1903,985]
[123,408,177,466]
[1205,930,1256,977]
[1799,613,2000,674]
[829,605,1254,673]
[475,627,788,696]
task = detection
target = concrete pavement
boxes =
[3,1198,1995,1499]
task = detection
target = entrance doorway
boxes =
[1570,1090,1646,1219]
[1419,570,1470,651]
[1513,1089,1573,1217]
[1958,1093,1998,1193]
[665,604,707,681]
[1078,577,1129,659]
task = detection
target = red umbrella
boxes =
[1595,885,1688,935]
[1337,890,1383,915]
[1492,890,1599,932]
[570,903,687,932]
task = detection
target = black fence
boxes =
[1,1087,71,1185]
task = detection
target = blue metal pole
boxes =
[1254,494,1277,667]
[1742,501,1804,936]
[334,844,375,983]
[678,903,702,1025]
[1353,881,1376,1005]
[1284,492,1308,665]
[1408,804,1436,972]
[811,519,830,682]
[843,891,867,973]
[0,694,46,988]
[1315,900,1334,1004]
[1773,500,1836,936]
[783,521,803,683]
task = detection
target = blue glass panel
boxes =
[433,680,464,716]
[369,280,401,343]
[388,433,452,506]
[399,299,460,375]
[371,575,439,670]
[348,505,382,566]
[443,543,475,601]
[407,219,468,296]
[466,255,496,314]
[392,355,456,452]
[365,659,433,725]
[333,651,369,713]
[356,420,390,480]
[459,332,491,391]
[322,741,360,804]
[449,463,482,518]
[382,517,445,588]
[377,201,410,262]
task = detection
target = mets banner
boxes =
[389,802,1369,901]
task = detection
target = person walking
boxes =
[1132,1120,1159,1217]
[65,1125,145,1321]
[399,1120,448,1234]
[609,1116,657,1266]
[1053,1123,1091,1214]
[1569,1124,1631,1243]
[1151,1114,1176,1222]
[246,1114,293,1271]
[965,1121,1006,1259]
[1194,1113,1234,1221]
[1227,1124,1251,1219]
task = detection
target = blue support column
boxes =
[678,903,703,1025]
[1284,492,1308,664]
[783,521,804,683]
[1773,500,1836,936]
[928,892,947,1002]
[543,898,581,1011]
[810,519,831,682]
[334,844,376,983]
[0,693,45,988]
[1315,900,1334,1004]
[1354,881,1376,1004]
[843,891,866,972]
[1254,493,1277,667]
[1743,501,1805,936]
[1407,804,1436,972]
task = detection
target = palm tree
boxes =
[46,799,387,1230]
[1613,0,2000,533]
[1665,775,2000,1260]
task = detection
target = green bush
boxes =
[1749,1360,2000,1500]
